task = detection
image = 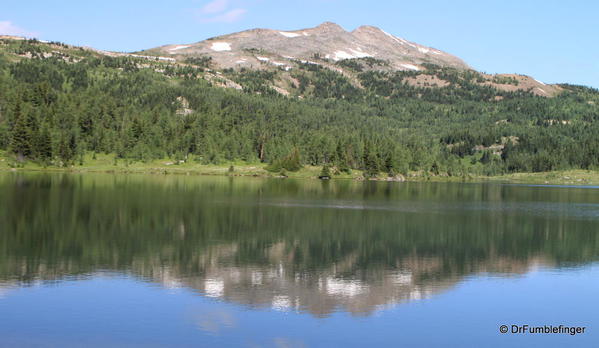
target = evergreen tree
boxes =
[363,141,379,178]
[319,164,332,179]
[57,132,76,164]
[9,103,33,160]
[35,121,53,164]
[266,148,303,172]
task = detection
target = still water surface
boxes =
[0,173,598,347]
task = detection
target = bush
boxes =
[266,148,302,172]
[319,164,332,178]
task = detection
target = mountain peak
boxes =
[147,22,470,71]
[314,21,346,32]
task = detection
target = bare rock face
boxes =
[145,22,470,72]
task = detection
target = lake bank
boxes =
[1,152,599,185]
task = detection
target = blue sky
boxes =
[1,0,598,87]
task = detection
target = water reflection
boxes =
[1,173,598,316]
[0,283,15,299]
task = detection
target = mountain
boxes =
[145,22,468,71]
[140,22,560,97]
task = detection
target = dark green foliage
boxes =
[266,148,303,172]
[184,56,212,68]
[492,75,519,86]
[363,141,380,178]
[231,69,278,95]
[56,132,76,165]
[291,62,361,99]
[1,40,598,176]
[336,59,364,72]
[9,103,35,160]
[35,122,53,164]
[319,164,331,178]
[336,57,389,72]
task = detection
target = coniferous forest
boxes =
[1,38,599,178]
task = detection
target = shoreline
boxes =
[2,162,599,186]
[2,152,598,185]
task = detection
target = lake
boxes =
[0,173,597,347]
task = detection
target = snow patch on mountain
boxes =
[333,48,373,61]
[401,64,420,71]
[350,48,373,58]
[170,45,190,52]
[279,31,301,38]
[333,51,354,60]
[381,29,416,48]
[299,59,318,65]
[210,42,231,52]
[381,29,402,44]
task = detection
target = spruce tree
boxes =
[10,103,33,160]
[36,123,53,164]
[363,141,379,178]
[319,164,331,179]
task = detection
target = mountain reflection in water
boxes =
[1,173,598,317]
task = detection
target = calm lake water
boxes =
[0,173,598,347]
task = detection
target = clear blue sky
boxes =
[2,0,598,87]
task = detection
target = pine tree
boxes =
[10,103,33,160]
[35,122,53,164]
[57,132,75,164]
[266,148,303,172]
[283,147,302,172]
[319,164,331,179]
[363,141,379,178]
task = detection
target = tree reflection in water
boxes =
[1,173,598,316]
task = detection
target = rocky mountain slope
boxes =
[1,22,562,98]
[141,22,560,97]
[146,22,468,71]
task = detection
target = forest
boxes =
[1,38,599,178]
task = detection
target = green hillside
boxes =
[1,38,599,179]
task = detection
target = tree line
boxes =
[1,41,599,177]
